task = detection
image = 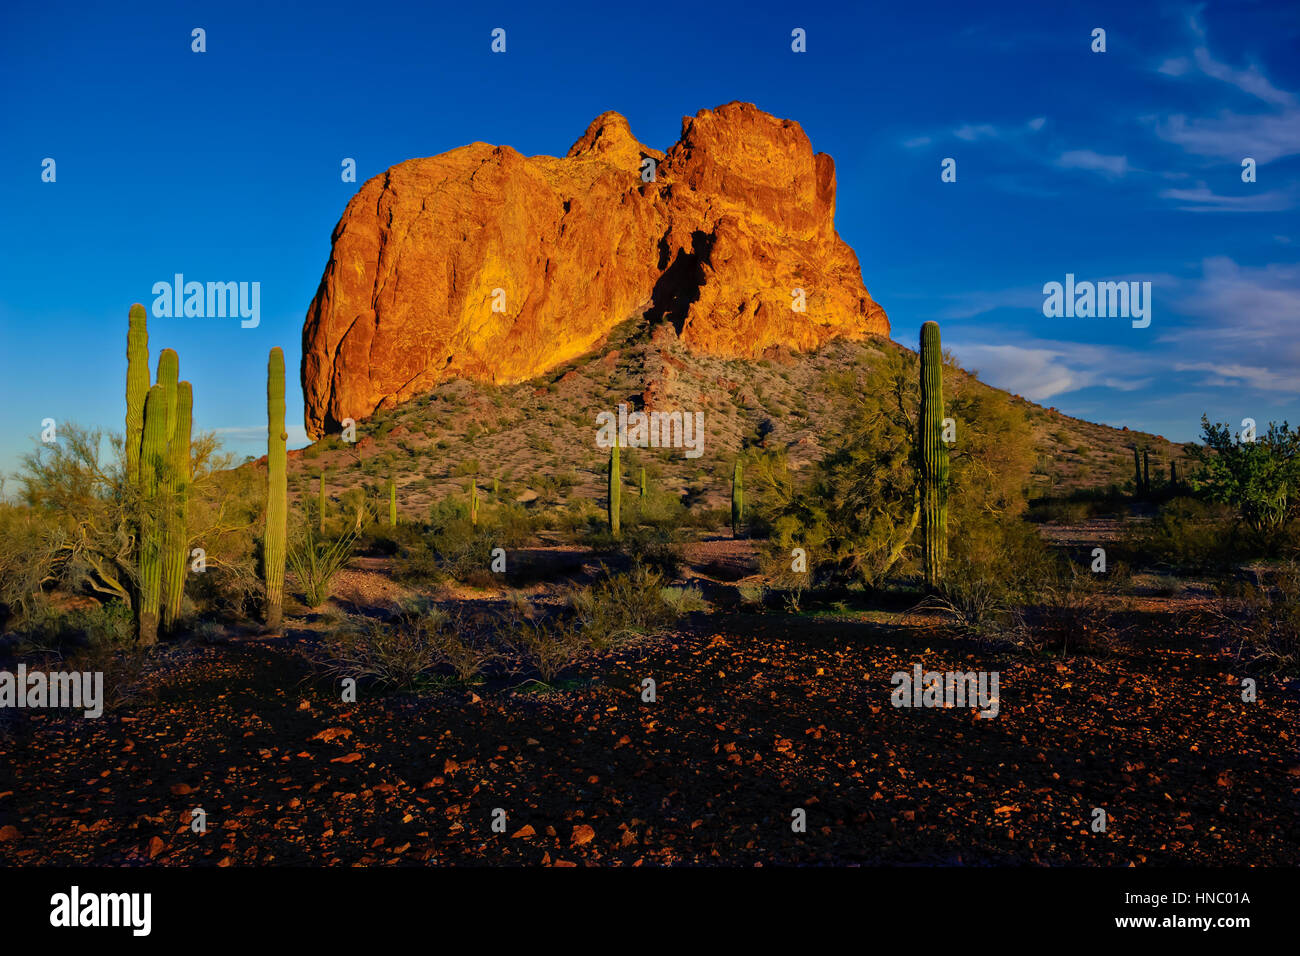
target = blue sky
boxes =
[2,0,1298,474]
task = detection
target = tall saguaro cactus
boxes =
[265,348,287,631]
[161,381,193,632]
[731,459,744,537]
[608,432,621,537]
[137,385,171,644]
[919,321,949,590]
[125,304,150,486]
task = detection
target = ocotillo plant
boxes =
[608,432,621,537]
[318,471,327,535]
[731,459,744,536]
[161,381,193,632]
[137,384,170,644]
[919,321,949,590]
[125,304,150,486]
[389,477,397,526]
[265,348,287,631]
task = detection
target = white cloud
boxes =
[1152,12,1300,162]
[1056,149,1130,178]
[953,123,1000,142]
[1158,183,1297,212]
[1173,361,1300,393]
[944,341,1151,402]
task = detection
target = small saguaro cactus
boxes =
[389,476,397,526]
[137,384,171,644]
[264,348,288,631]
[125,304,150,486]
[731,459,744,537]
[919,321,949,590]
[161,380,193,633]
[640,466,647,498]
[608,432,621,537]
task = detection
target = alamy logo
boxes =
[891,664,999,718]
[595,403,705,459]
[151,274,260,328]
[50,886,151,936]
[0,665,103,718]
[1042,273,1151,328]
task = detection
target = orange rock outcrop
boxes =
[301,102,888,437]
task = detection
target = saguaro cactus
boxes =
[265,348,287,631]
[125,304,150,485]
[389,477,397,526]
[469,480,479,526]
[640,467,647,498]
[608,433,621,537]
[919,321,949,590]
[137,385,171,644]
[731,459,744,537]
[1170,461,1178,488]
[161,381,193,632]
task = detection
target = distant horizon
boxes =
[3,0,1298,474]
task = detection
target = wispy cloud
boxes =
[1056,150,1130,178]
[1152,11,1300,163]
[1158,183,1298,212]
[944,340,1151,402]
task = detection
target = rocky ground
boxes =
[2,534,1297,867]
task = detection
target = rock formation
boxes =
[301,102,888,438]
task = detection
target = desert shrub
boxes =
[1188,416,1300,536]
[314,600,484,689]
[501,614,587,683]
[619,528,683,577]
[570,564,676,648]
[1213,564,1300,672]
[931,513,1061,635]
[660,585,706,615]
[1123,496,1235,572]
[1,423,259,632]
[287,524,357,607]
[754,347,1035,591]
